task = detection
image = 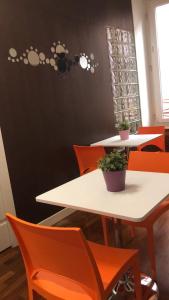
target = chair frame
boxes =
[73,145,111,245]
[6,213,142,300]
[127,151,169,280]
[137,126,165,152]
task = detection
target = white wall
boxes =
[132,0,153,126]
[0,129,17,248]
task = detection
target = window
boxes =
[106,26,141,132]
[149,0,169,122]
[155,3,169,120]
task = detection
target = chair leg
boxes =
[101,216,109,245]
[146,226,157,281]
[132,257,142,300]
[111,218,116,246]
[128,225,136,239]
[28,287,34,300]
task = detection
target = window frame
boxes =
[149,0,169,122]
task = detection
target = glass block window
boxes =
[106,27,142,133]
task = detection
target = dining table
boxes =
[36,169,169,298]
[36,169,169,223]
[90,134,162,148]
[91,133,162,159]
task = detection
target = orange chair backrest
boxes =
[137,126,165,135]
[128,151,169,173]
[6,213,104,300]
[137,126,165,151]
[73,145,106,176]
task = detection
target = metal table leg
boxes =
[112,220,159,299]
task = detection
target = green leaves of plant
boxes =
[98,151,127,171]
[118,121,129,131]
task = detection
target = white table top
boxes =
[36,170,169,222]
[91,134,162,147]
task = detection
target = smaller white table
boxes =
[91,134,162,148]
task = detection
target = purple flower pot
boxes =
[119,130,129,140]
[102,170,126,192]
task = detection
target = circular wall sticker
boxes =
[9,48,17,57]
[27,49,40,66]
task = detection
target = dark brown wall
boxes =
[0,0,133,222]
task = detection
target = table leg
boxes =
[125,146,130,160]
[112,273,159,299]
[115,219,123,247]
[101,216,116,246]
[112,220,159,299]
[101,216,109,246]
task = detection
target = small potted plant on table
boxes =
[118,120,130,140]
[98,151,127,192]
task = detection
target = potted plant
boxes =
[98,151,127,192]
[118,120,130,140]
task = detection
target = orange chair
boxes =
[73,145,111,245]
[137,126,165,151]
[126,151,169,280]
[73,145,106,176]
[6,213,142,300]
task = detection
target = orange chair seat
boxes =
[33,270,94,300]
[6,213,142,300]
[88,241,138,298]
[29,242,137,300]
[32,242,137,300]
[32,242,138,300]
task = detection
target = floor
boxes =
[1,210,169,299]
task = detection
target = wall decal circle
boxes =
[90,66,95,73]
[9,48,17,58]
[39,52,45,61]
[51,47,55,53]
[50,58,55,66]
[24,58,28,64]
[56,44,65,54]
[79,55,88,69]
[28,50,40,66]
[90,53,95,60]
